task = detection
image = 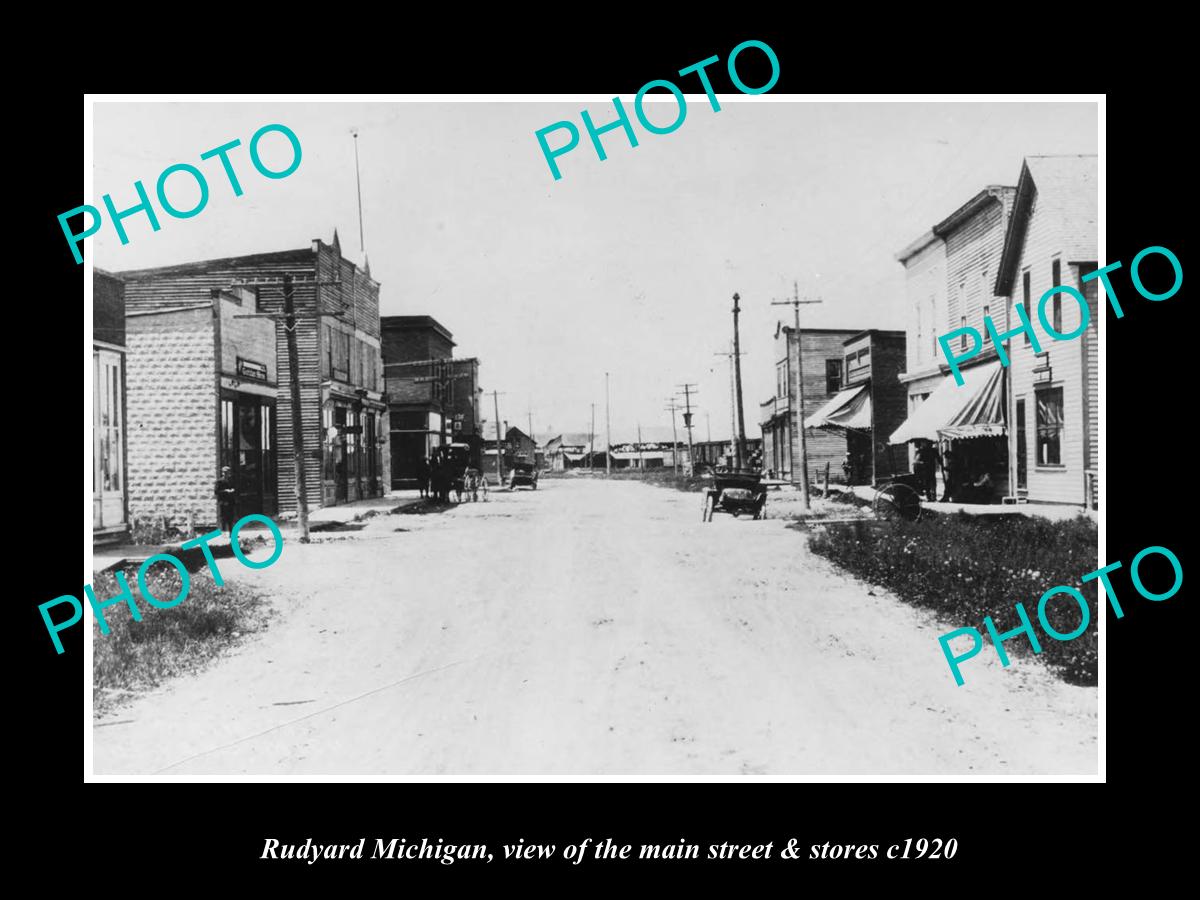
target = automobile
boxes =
[508,459,539,490]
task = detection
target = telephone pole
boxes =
[678,383,698,476]
[232,272,345,543]
[772,282,823,511]
[589,403,596,473]
[605,372,612,477]
[491,390,506,485]
[282,275,310,541]
[637,422,644,469]
[664,398,680,475]
[713,345,745,468]
[731,292,748,469]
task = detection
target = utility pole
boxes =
[706,412,712,443]
[589,403,596,473]
[605,371,612,477]
[232,273,345,543]
[637,422,644,469]
[731,292,748,469]
[712,345,745,468]
[772,283,823,511]
[678,383,698,476]
[282,275,311,542]
[491,390,505,486]
[527,406,534,466]
[664,398,680,475]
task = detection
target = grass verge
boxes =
[92,566,273,717]
[806,511,1098,685]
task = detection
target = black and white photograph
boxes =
[81,95,1103,780]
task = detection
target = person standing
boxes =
[914,441,938,502]
[215,465,237,532]
[940,448,960,502]
[416,455,430,499]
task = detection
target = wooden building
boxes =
[995,155,1098,507]
[93,269,129,543]
[807,330,909,485]
[118,231,387,517]
[891,186,1016,501]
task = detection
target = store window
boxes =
[826,359,842,395]
[1035,386,1064,466]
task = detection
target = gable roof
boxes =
[995,155,1098,295]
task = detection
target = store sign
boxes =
[237,357,269,381]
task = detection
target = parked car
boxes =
[508,460,539,490]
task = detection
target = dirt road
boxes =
[93,478,1097,777]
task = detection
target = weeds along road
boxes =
[93,478,1097,777]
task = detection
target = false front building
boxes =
[118,231,387,525]
[760,325,906,485]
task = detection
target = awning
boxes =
[562,449,588,461]
[889,360,1006,444]
[806,384,871,431]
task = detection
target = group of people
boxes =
[912,441,995,504]
[414,449,488,504]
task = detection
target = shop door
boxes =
[333,407,349,503]
[221,397,277,519]
[365,413,378,496]
[93,349,125,529]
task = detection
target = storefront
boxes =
[889,359,1008,502]
[806,383,874,485]
[324,390,387,504]
[219,388,277,520]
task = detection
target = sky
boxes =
[92,99,1097,443]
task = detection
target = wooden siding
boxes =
[1006,187,1095,505]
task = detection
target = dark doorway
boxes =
[1016,398,1028,491]
[221,395,277,520]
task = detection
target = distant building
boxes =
[93,269,129,543]
[677,438,762,473]
[545,433,595,470]
[118,231,387,522]
[382,315,482,489]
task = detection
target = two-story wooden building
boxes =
[118,231,388,521]
[891,186,1016,500]
[806,329,909,484]
[994,155,1098,508]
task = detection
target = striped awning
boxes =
[806,383,872,432]
[889,360,1006,444]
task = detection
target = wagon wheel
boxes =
[873,482,922,522]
